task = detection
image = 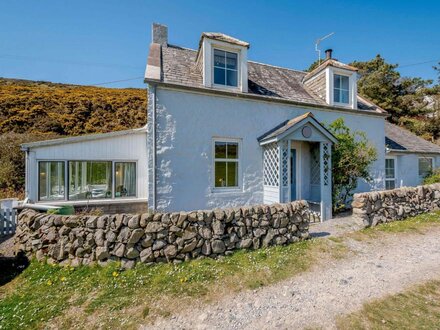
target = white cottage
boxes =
[22,23,440,220]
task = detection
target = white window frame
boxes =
[333,74,350,105]
[212,137,242,192]
[37,159,138,202]
[418,156,434,178]
[385,157,397,190]
[326,67,357,109]
[212,47,240,90]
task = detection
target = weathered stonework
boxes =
[15,201,311,268]
[352,183,440,227]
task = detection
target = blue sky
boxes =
[1,0,439,88]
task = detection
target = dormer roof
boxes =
[303,59,358,82]
[199,32,250,49]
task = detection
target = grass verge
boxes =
[0,237,346,329]
[336,279,440,329]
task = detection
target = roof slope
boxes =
[385,122,440,154]
[160,45,384,112]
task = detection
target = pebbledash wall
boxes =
[352,183,440,227]
[15,201,310,269]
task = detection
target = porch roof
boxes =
[257,112,337,145]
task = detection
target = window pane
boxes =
[215,142,227,158]
[226,52,237,70]
[385,159,395,179]
[333,89,340,103]
[341,90,349,103]
[334,75,341,88]
[214,49,226,67]
[341,75,349,90]
[115,162,136,198]
[227,162,238,187]
[227,143,238,159]
[419,158,433,177]
[215,161,227,187]
[39,161,65,201]
[226,69,238,87]
[385,180,395,190]
[69,161,112,200]
[214,67,226,85]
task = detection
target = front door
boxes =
[290,149,297,200]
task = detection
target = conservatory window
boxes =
[38,161,65,201]
[115,162,136,198]
[214,140,239,188]
[333,74,350,104]
[213,49,238,87]
[68,161,112,200]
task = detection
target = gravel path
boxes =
[147,225,440,330]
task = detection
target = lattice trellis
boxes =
[281,141,289,187]
[322,143,330,186]
[263,143,279,186]
[310,144,320,185]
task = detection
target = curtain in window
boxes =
[115,162,136,197]
[38,161,65,201]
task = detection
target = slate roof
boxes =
[385,122,440,154]
[159,44,385,112]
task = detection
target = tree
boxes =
[305,59,321,72]
[328,118,377,212]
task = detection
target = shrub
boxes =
[423,169,440,185]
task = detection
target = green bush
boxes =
[423,169,440,185]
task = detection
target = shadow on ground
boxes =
[0,235,29,286]
[310,231,331,238]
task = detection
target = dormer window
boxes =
[333,74,349,104]
[213,49,238,87]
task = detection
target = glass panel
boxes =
[227,143,238,159]
[69,161,112,200]
[215,161,227,187]
[214,67,226,85]
[226,69,238,87]
[341,75,349,90]
[115,162,136,198]
[333,89,340,103]
[341,90,349,103]
[226,52,237,70]
[419,158,433,177]
[215,142,227,159]
[334,74,341,88]
[38,161,65,201]
[227,162,238,187]
[214,49,226,67]
[385,159,395,179]
[385,180,395,190]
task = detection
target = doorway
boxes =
[290,148,297,200]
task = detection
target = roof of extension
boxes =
[258,112,337,144]
[385,122,440,154]
[149,44,386,115]
[21,127,147,150]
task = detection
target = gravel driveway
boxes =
[146,225,440,329]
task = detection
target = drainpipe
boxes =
[150,84,157,211]
[23,147,30,200]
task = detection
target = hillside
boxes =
[0,78,147,136]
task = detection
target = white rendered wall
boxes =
[27,131,148,203]
[149,87,387,212]
[390,153,440,188]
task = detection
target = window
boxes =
[419,157,433,178]
[213,49,238,87]
[115,162,136,198]
[214,140,239,188]
[68,161,112,200]
[38,161,65,201]
[385,158,396,190]
[333,74,350,104]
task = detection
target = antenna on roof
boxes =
[315,32,334,65]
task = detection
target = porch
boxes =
[258,112,336,221]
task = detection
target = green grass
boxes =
[336,280,440,329]
[0,238,339,329]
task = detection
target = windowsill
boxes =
[35,198,147,206]
[332,101,353,109]
[211,187,243,194]
[211,84,240,92]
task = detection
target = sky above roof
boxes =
[1,0,439,88]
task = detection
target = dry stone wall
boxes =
[352,183,440,227]
[15,201,310,269]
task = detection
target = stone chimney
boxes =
[152,23,168,46]
[325,49,333,60]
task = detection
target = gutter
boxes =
[144,79,389,118]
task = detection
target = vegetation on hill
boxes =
[0,78,147,198]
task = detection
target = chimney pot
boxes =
[325,49,333,60]
[152,23,168,46]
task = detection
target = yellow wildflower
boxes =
[47,280,52,286]
[60,277,66,282]
[112,271,119,278]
